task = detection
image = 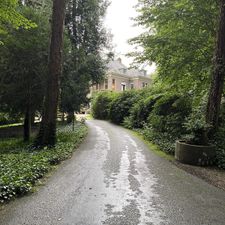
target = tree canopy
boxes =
[0,0,36,43]
[60,0,109,116]
[131,0,219,93]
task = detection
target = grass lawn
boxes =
[0,122,87,204]
[128,129,175,161]
[0,123,23,129]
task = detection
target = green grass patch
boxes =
[0,122,88,204]
[85,114,93,120]
[128,129,175,161]
[0,137,33,154]
[0,123,22,129]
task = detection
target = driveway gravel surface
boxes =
[0,120,225,225]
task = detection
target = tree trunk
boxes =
[67,111,75,124]
[35,0,66,147]
[31,111,35,126]
[62,112,65,123]
[206,0,225,132]
[24,107,31,142]
[72,113,75,131]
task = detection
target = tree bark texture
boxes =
[206,0,225,131]
[36,0,66,147]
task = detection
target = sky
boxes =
[104,0,156,74]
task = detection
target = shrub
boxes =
[214,127,225,169]
[148,93,192,135]
[183,109,210,145]
[92,91,118,120]
[143,93,192,153]
[181,94,211,145]
[140,125,175,153]
[0,112,22,126]
[128,94,162,128]
[0,123,87,203]
[109,90,141,124]
[214,103,225,169]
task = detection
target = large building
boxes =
[92,58,151,93]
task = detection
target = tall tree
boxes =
[206,0,225,131]
[0,6,50,141]
[61,0,109,121]
[36,0,66,147]
[131,0,218,93]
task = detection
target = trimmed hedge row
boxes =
[92,89,192,154]
[91,91,119,120]
[92,89,225,169]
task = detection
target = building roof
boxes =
[107,58,148,78]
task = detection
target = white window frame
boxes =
[121,82,126,91]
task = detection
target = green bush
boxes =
[214,127,225,169]
[214,103,225,169]
[149,93,192,135]
[0,112,22,126]
[128,94,162,128]
[0,123,87,203]
[109,90,141,124]
[140,125,175,153]
[92,91,118,120]
[143,93,192,153]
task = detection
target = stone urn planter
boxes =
[175,140,215,166]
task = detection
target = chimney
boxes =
[141,69,147,76]
[117,58,122,63]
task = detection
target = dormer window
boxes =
[140,70,147,76]
[119,68,127,74]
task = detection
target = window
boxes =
[112,79,116,90]
[130,83,134,89]
[121,83,126,91]
[142,82,148,88]
[105,79,108,90]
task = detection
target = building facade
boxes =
[92,58,151,93]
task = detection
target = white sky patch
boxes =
[104,0,156,74]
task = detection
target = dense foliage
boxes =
[0,123,87,203]
[0,7,49,117]
[126,0,225,165]
[0,0,108,144]
[61,0,109,117]
[0,2,51,141]
[127,94,160,129]
[91,88,192,153]
[92,91,118,120]
[0,112,22,126]
[131,0,218,93]
[91,85,225,165]
[0,0,36,43]
[109,90,141,124]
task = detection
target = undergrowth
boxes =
[0,123,87,203]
